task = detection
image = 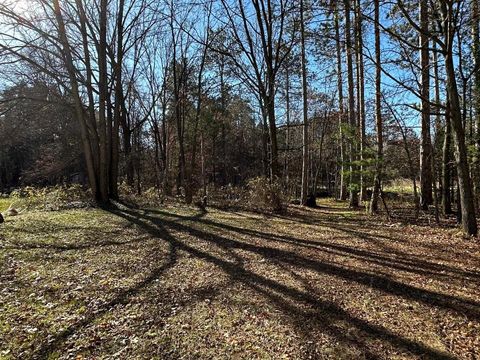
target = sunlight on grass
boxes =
[383,178,414,195]
[0,200,479,359]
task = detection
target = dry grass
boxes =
[0,199,479,359]
[383,178,415,195]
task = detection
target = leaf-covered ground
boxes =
[1,199,479,359]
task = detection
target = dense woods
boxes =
[1,0,480,236]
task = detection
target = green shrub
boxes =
[9,185,92,211]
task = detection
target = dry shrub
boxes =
[246,177,286,214]
[118,182,165,207]
[200,178,286,214]
[204,183,247,209]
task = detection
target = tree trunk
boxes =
[75,0,100,176]
[52,0,99,200]
[109,0,124,200]
[186,29,209,204]
[161,87,170,196]
[442,100,453,215]
[473,0,480,208]
[266,90,279,179]
[344,0,358,207]
[220,61,227,186]
[370,0,382,214]
[96,0,109,203]
[201,132,207,198]
[334,6,347,200]
[419,0,433,210]
[300,0,309,205]
[285,67,291,193]
[259,98,269,178]
[123,127,134,188]
[445,52,477,235]
[355,0,366,202]
[433,43,442,203]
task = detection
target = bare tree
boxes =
[370,0,383,214]
[218,0,296,179]
[300,0,309,205]
[419,0,433,210]
[344,0,359,207]
[333,3,347,200]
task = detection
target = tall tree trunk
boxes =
[170,21,186,196]
[186,26,209,204]
[266,90,279,179]
[201,131,206,198]
[334,4,347,200]
[96,0,109,203]
[52,0,99,200]
[344,0,358,207]
[445,52,478,235]
[109,0,124,200]
[473,0,480,208]
[259,98,269,178]
[134,129,142,195]
[437,1,477,235]
[442,100,453,215]
[355,0,366,202]
[160,85,170,195]
[433,43,442,203]
[300,0,309,205]
[152,121,162,192]
[285,66,291,193]
[419,0,433,210]
[370,0,382,214]
[123,126,134,188]
[220,61,227,186]
[74,0,100,176]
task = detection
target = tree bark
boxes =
[370,0,382,214]
[52,0,99,200]
[442,100,453,215]
[300,0,309,205]
[186,22,210,204]
[285,66,291,193]
[334,4,347,201]
[355,0,366,202]
[96,0,109,203]
[437,0,478,235]
[445,52,477,235]
[110,0,125,200]
[419,0,433,210]
[344,0,358,207]
[472,0,480,207]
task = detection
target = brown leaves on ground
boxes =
[0,199,479,359]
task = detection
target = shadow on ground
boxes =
[19,203,480,359]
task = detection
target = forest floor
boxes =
[0,198,479,359]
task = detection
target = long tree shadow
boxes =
[32,238,178,358]
[108,206,465,359]
[150,209,480,317]
[149,208,480,284]
[32,207,212,359]
[31,203,478,358]
[270,207,480,262]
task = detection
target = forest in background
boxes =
[0,0,478,235]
